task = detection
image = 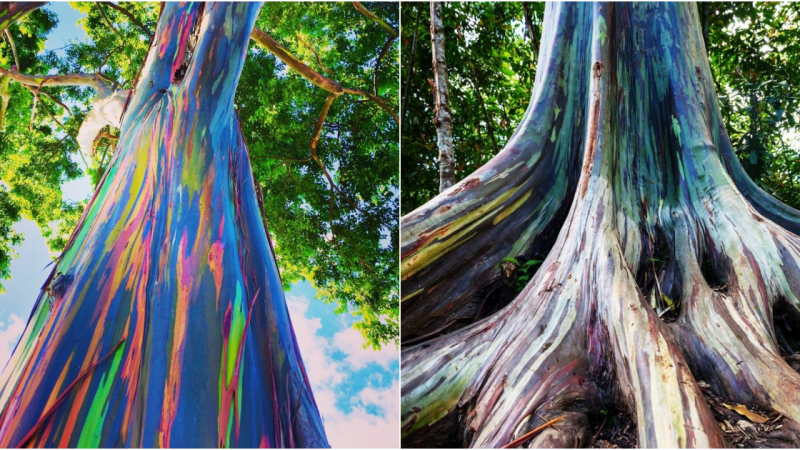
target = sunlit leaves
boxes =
[706,2,800,209]
[239,2,399,349]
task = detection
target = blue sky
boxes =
[0,4,398,447]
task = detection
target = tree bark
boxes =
[0,3,44,31]
[0,3,328,447]
[522,2,540,65]
[401,3,800,448]
[430,1,455,193]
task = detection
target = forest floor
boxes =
[589,352,800,448]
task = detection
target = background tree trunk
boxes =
[430,1,455,193]
[0,3,328,447]
[402,3,423,124]
[401,2,800,448]
[522,2,540,65]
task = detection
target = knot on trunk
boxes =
[594,61,604,78]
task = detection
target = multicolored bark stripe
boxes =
[0,2,328,447]
[402,2,800,448]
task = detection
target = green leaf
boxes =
[523,259,543,268]
[662,294,674,311]
[502,256,520,266]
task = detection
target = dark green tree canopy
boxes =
[0,1,398,348]
[703,1,800,209]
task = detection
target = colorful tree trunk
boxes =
[401,2,800,447]
[0,3,328,447]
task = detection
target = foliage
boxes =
[242,2,399,348]
[0,7,83,285]
[501,256,542,292]
[705,2,800,209]
[0,2,398,348]
[401,2,543,214]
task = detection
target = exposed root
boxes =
[401,3,800,449]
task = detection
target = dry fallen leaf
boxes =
[723,403,769,424]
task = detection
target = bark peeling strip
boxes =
[401,3,800,448]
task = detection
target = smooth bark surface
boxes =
[0,3,328,447]
[430,2,455,193]
[401,3,800,448]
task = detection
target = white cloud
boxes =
[287,296,345,387]
[323,380,400,448]
[333,327,399,370]
[286,294,399,448]
[0,314,25,369]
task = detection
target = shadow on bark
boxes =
[401,2,800,448]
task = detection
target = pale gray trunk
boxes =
[430,1,455,193]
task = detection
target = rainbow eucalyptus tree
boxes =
[0,2,328,447]
[401,2,800,448]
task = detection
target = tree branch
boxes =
[96,3,121,38]
[373,35,395,96]
[0,66,113,97]
[295,32,335,74]
[251,27,344,95]
[402,4,423,124]
[0,77,9,129]
[468,64,499,155]
[309,94,364,213]
[94,130,116,166]
[342,87,399,124]
[311,93,337,155]
[37,89,71,115]
[352,2,398,38]
[3,29,20,69]
[101,2,153,40]
[315,156,363,213]
[28,91,36,131]
[26,85,65,129]
[522,2,540,64]
[0,3,46,35]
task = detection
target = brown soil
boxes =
[590,410,637,448]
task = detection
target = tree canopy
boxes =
[0,2,398,349]
[704,2,800,210]
[401,1,800,215]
